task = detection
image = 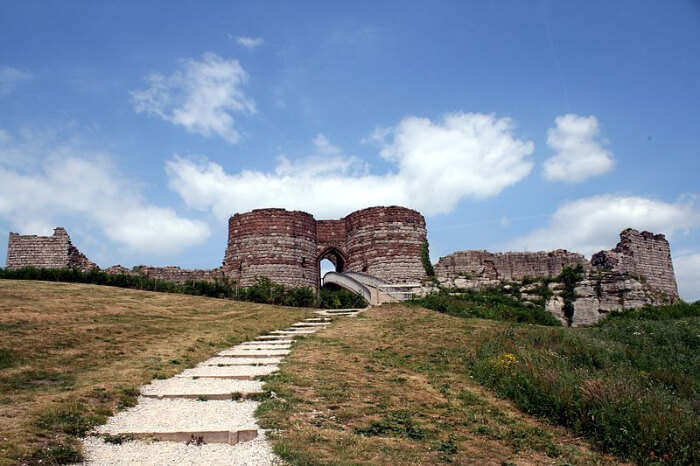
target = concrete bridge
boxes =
[323,271,422,305]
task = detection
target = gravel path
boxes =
[78,308,363,464]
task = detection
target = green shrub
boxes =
[421,241,435,277]
[411,288,560,326]
[556,264,585,326]
[319,284,367,309]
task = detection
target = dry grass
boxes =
[258,305,625,465]
[0,280,312,465]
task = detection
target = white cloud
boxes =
[131,53,254,143]
[507,195,699,256]
[0,131,210,256]
[543,114,614,182]
[165,113,535,220]
[674,254,700,302]
[236,36,264,49]
[0,66,32,96]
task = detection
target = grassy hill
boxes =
[258,301,698,465]
[1,280,697,465]
[0,280,311,465]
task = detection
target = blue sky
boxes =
[1,1,699,300]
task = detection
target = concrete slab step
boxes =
[231,344,292,351]
[120,429,258,445]
[177,366,277,379]
[217,349,290,357]
[240,340,292,346]
[140,378,264,400]
[95,399,259,437]
[200,356,282,366]
[255,335,297,341]
[291,322,329,327]
[81,434,276,465]
[270,329,317,334]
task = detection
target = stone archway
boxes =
[317,247,348,287]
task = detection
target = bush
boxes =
[469,303,700,464]
[319,284,367,309]
[411,288,561,326]
[0,267,317,308]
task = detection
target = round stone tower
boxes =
[344,206,427,283]
[223,208,318,289]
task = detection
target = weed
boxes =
[102,433,134,445]
[0,348,19,369]
[355,410,426,440]
[28,439,83,464]
[34,401,105,436]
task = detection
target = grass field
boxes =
[258,305,622,465]
[0,280,312,465]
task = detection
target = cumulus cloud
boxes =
[131,53,254,143]
[236,36,264,49]
[0,66,32,95]
[507,195,699,256]
[0,131,209,255]
[165,113,535,220]
[543,114,614,182]
[674,254,700,302]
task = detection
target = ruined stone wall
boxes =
[591,229,679,301]
[6,227,96,271]
[434,249,588,282]
[344,206,427,283]
[223,209,318,289]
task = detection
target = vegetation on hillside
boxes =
[470,301,700,465]
[257,305,618,465]
[0,280,311,465]
[0,267,365,309]
[410,287,561,326]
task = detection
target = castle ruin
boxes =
[4,205,680,326]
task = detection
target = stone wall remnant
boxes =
[434,249,588,282]
[434,228,680,326]
[6,227,96,271]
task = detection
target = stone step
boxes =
[231,344,292,351]
[141,378,263,399]
[200,356,282,366]
[177,366,277,379]
[241,340,292,346]
[270,329,317,334]
[95,399,260,441]
[217,349,290,357]
[113,429,258,445]
[291,322,329,327]
[255,334,297,341]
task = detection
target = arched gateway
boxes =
[221,206,428,292]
